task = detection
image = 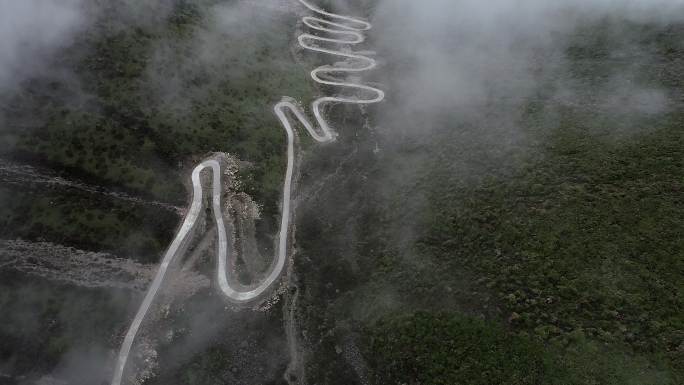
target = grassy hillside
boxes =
[0,0,313,261]
[0,1,313,382]
[294,14,683,385]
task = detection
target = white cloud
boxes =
[0,0,84,90]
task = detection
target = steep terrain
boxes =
[1,1,682,385]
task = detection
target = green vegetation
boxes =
[294,16,683,385]
[1,2,681,384]
[179,346,233,385]
[366,311,675,385]
[412,111,683,382]
[368,18,684,384]
[1,0,314,260]
[8,0,312,203]
[367,312,551,385]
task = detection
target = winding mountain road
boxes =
[111,1,384,384]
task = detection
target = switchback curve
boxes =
[111,1,384,384]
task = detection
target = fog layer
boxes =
[0,0,85,91]
[371,0,684,136]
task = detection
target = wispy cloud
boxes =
[0,0,86,91]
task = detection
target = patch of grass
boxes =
[419,110,683,374]
[367,311,550,385]
[404,18,684,382]
[366,311,676,385]
[349,17,684,384]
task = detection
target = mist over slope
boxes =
[0,0,683,384]
[0,0,86,91]
[292,0,684,383]
[372,0,684,135]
